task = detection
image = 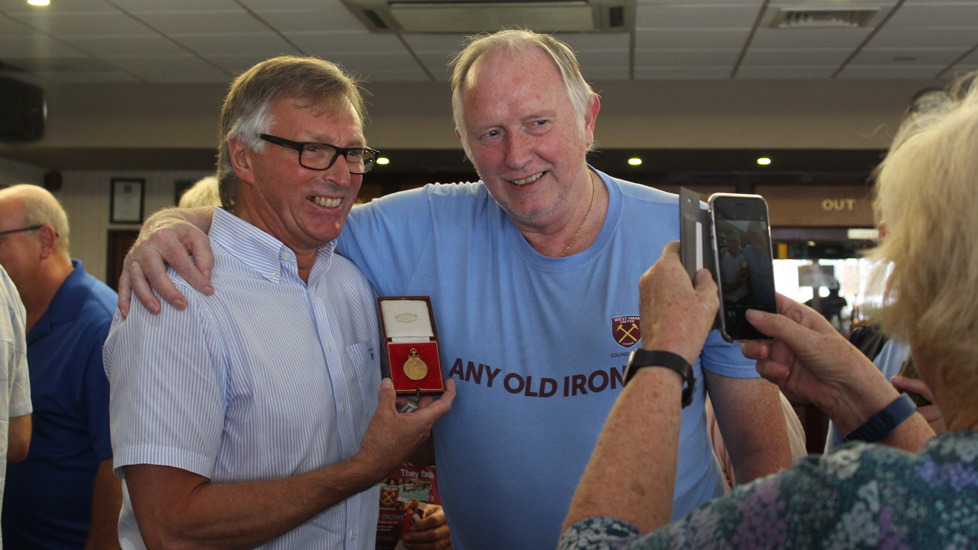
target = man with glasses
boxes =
[0,184,120,549]
[120,33,792,549]
[103,56,454,549]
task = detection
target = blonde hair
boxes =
[178,176,221,208]
[868,73,978,402]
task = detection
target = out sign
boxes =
[821,198,856,211]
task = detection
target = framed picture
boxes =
[110,178,145,224]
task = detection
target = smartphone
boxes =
[708,193,778,342]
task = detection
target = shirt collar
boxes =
[210,207,336,284]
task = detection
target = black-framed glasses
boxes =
[259,134,380,175]
[0,225,43,237]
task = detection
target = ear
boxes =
[228,137,256,185]
[583,94,600,148]
[36,224,57,260]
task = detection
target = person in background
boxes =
[116,30,792,549]
[103,56,453,549]
[560,72,978,549]
[0,263,33,548]
[0,184,119,549]
[177,175,221,209]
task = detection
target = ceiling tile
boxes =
[31,69,141,83]
[636,4,760,28]
[169,32,299,56]
[238,0,341,9]
[416,53,456,78]
[108,0,241,10]
[0,14,35,37]
[105,55,230,83]
[285,30,407,56]
[867,26,978,49]
[883,3,978,28]
[8,12,153,36]
[252,7,363,33]
[852,48,968,65]
[0,0,116,15]
[553,32,630,51]
[837,65,948,78]
[60,35,188,56]
[634,66,731,80]
[401,34,470,54]
[635,29,750,49]
[203,53,286,75]
[328,52,423,74]
[0,36,87,57]
[635,48,741,66]
[741,48,852,66]
[735,66,838,79]
[131,11,268,35]
[750,27,874,49]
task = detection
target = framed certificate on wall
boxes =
[110,178,145,224]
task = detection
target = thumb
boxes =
[378,378,396,410]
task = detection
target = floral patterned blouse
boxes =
[559,431,978,549]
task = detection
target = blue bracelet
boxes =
[844,393,918,443]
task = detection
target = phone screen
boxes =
[709,194,778,341]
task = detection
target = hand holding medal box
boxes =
[378,297,446,395]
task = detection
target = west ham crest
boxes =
[612,316,640,348]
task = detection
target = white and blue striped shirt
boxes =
[105,207,382,549]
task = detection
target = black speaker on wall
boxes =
[0,77,46,143]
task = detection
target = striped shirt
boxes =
[105,207,382,549]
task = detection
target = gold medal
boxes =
[403,348,428,381]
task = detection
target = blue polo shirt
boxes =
[2,260,116,549]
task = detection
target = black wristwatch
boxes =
[624,349,696,408]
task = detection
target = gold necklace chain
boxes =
[561,175,596,257]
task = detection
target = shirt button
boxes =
[350,531,356,541]
[280,252,289,261]
[340,404,347,415]
[327,344,333,353]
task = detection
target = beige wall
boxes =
[0,76,943,285]
[11,77,940,153]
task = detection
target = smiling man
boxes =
[103,56,454,550]
[120,32,792,549]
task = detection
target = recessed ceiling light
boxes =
[756,157,772,166]
[627,157,642,166]
[28,0,50,6]
[376,157,390,165]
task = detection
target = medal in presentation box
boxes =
[378,297,446,396]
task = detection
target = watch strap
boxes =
[625,349,696,408]
[844,393,918,443]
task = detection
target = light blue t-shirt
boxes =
[339,169,760,550]
[106,208,382,549]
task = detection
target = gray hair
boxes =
[450,30,596,156]
[10,184,70,254]
[216,56,365,211]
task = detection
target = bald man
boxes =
[0,185,121,550]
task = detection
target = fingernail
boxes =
[381,378,393,389]
[746,309,762,322]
